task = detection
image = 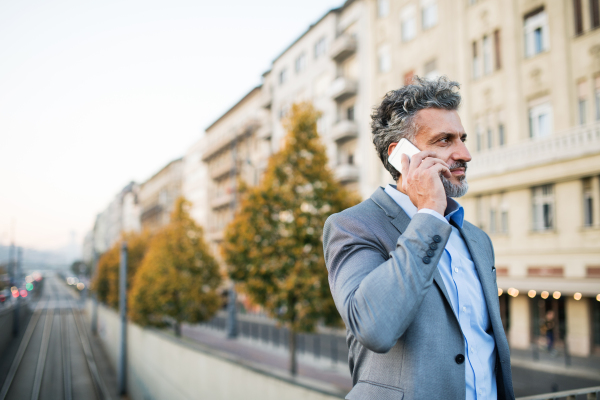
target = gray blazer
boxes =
[323,187,514,400]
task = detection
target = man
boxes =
[323,77,514,399]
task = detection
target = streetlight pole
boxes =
[226,138,238,339]
[91,249,99,335]
[118,242,128,395]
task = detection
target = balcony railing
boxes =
[210,193,234,210]
[516,385,600,400]
[330,34,357,63]
[469,121,600,179]
[210,160,235,180]
[202,120,260,162]
[335,163,359,183]
[331,120,358,142]
[330,77,358,102]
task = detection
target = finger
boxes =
[430,163,452,179]
[400,153,409,176]
[407,151,439,174]
[418,157,450,171]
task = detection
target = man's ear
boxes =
[388,142,398,157]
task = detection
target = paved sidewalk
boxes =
[510,347,600,381]
[181,324,352,395]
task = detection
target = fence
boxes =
[517,386,600,400]
[202,311,349,364]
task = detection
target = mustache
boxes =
[448,161,468,171]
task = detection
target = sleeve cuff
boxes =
[417,209,449,224]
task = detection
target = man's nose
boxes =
[454,141,472,163]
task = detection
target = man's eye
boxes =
[461,137,467,142]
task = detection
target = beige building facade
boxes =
[138,158,183,232]
[192,0,600,356]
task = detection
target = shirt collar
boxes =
[384,184,464,228]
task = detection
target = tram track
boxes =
[0,275,111,400]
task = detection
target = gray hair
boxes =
[371,76,462,181]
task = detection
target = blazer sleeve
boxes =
[323,212,452,353]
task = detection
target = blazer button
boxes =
[422,257,431,264]
[433,235,442,243]
[429,243,438,250]
[455,354,465,364]
[426,249,434,257]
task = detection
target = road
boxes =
[0,275,113,400]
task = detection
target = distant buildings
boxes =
[86,0,600,357]
[138,158,183,232]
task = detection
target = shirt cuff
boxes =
[417,209,449,224]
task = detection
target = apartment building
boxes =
[138,158,183,232]
[86,182,141,257]
[190,0,600,356]
[201,87,269,258]
[182,136,210,231]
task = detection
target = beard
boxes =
[441,161,469,198]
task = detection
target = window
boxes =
[498,123,505,146]
[476,124,483,152]
[424,59,438,80]
[346,105,355,121]
[279,68,288,85]
[401,5,417,42]
[472,41,480,79]
[483,35,493,75]
[378,0,389,18]
[524,8,549,57]
[500,194,509,233]
[595,76,600,120]
[529,101,553,138]
[487,127,493,149]
[295,53,306,73]
[498,111,505,146]
[532,184,554,231]
[314,37,327,58]
[578,80,588,125]
[583,178,594,226]
[494,29,502,70]
[421,0,438,30]
[574,0,584,35]
[378,45,391,73]
[591,0,600,29]
[490,209,497,233]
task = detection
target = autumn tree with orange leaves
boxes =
[129,197,222,336]
[222,103,359,375]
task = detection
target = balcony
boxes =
[202,120,260,162]
[256,123,272,140]
[330,35,357,63]
[331,120,358,142]
[330,77,357,103]
[210,160,235,180]
[335,163,359,183]
[469,121,600,180]
[210,193,234,210]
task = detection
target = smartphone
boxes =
[388,138,421,174]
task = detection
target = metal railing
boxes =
[517,386,600,400]
[202,311,349,364]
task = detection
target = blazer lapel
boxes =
[370,187,455,312]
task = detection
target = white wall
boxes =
[86,301,343,400]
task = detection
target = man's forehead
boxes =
[414,108,465,135]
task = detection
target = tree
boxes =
[129,197,222,336]
[222,102,360,375]
[92,230,151,309]
[70,260,90,277]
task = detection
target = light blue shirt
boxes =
[384,185,497,400]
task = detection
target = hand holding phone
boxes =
[387,138,451,215]
[388,138,421,175]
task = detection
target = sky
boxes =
[0,0,344,252]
